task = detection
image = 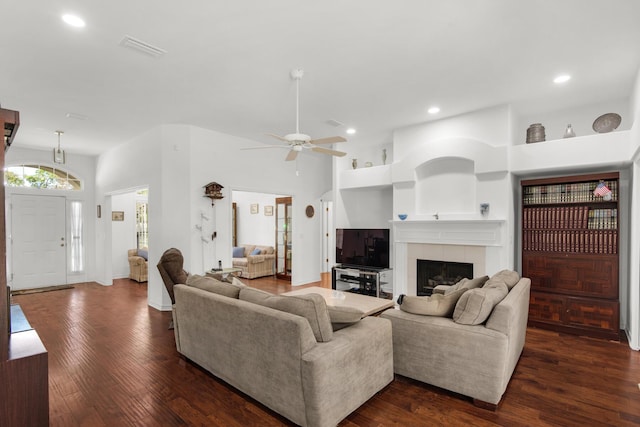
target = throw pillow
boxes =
[398,288,467,317]
[453,281,509,325]
[250,248,262,256]
[488,269,520,290]
[186,274,243,298]
[232,246,245,258]
[443,275,489,295]
[136,248,148,260]
[327,305,364,331]
[239,288,333,342]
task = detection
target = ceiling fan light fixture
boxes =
[244,68,348,162]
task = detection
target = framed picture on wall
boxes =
[250,203,259,214]
[264,205,273,216]
[112,211,124,221]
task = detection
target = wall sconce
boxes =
[480,203,490,216]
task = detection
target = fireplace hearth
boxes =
[417,259,473,296]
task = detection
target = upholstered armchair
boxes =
[157,248,189,330]
[128,248,148,282]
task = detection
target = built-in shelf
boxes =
[511,130,631,174]
[339,164,392,190]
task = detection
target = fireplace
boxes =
[416,259,474,296]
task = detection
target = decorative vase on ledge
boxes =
[352,158,357,169]
[382,149,387,165]
[563,124,576,138]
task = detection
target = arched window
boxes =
[4,164,82,190]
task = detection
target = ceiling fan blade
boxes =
[240,144,287,151]
[285,149,299,161]
[266,133,289,142]
[311,146,347,157]
[309,136,347,145]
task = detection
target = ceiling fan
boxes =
[244,68,347,161]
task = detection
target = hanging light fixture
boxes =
[53,130,65,164]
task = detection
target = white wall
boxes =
[95,127,165,309]
[94,123,332,311]
[189,126,332,286]
[628,67,640,349]
[232,190,284,248]
[5,146,97,284]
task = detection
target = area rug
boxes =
[11,284,74,296]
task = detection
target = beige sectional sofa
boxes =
[381,271,531,407]
[232,244,275,279]
[172,275,393,427]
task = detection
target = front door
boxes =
[11,194,67,290]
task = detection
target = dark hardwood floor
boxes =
[11,276,640,426]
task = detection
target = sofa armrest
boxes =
[300,316,393,427]
[486,278,531,336]
[128,256,146,266]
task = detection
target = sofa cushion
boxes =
[136,248,148,260]
[327,305,365,331]
[444,275,489,295]
[488,269,520,290]
[239,288,333,342]
[232,246,245,258]
[250,247,262,255]
[453,281,509,325]
[186,274,244,298]
[398,288,467,317]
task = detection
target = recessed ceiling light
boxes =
[62,14,86,28]
[346,128,356,135]
[553,74,571,84]
[428,106,440,114]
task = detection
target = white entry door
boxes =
[11,194,67,290]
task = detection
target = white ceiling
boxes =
[1,0,640,156]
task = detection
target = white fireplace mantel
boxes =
[392,219,505,246]
[391,219,507,297]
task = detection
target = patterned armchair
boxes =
[128,248,148,282]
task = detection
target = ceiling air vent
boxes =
[326,119,344,127]
[119,35,167,58]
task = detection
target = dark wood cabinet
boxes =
[521,172,620,340]
[275,197,292,281]
[1,108,49,426]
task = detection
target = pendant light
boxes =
[53,130,65,164]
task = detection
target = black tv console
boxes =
[331,265,393,300]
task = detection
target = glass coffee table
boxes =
[205,267,242,281]
[282,286,395,317]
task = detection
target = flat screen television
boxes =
[336,228,390,269]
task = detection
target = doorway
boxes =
[231,190,291,279]
[11,194,67,290]
[111,188,148,280]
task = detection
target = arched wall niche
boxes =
[391,136,507,184]
[414,157,476,216]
